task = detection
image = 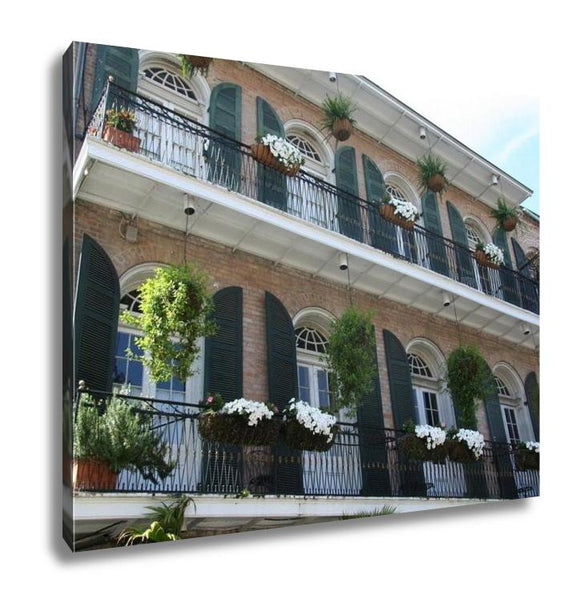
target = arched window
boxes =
[493,363,535,444]
[142,67,197,101]
[464,217,502,298]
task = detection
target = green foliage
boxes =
[416,154,448,195]
[74,394,175,481]
[104,107,137,132]
[446,345,490,429]
[341,505,396,519]
[178,54,212,78]
[121,264,217,383]
[320,94,358,132]
[324,307,377,413]
[490,197,520,228]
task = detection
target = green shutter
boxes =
[512,238,539,312]
[202,286,244,493]
[524,372,540,441]
[256,97,287,211]
[335,147,363,242]
[362,155,398,255]
[74,234,120,393]
[493,228,520,307]
[446,201,477,288]
[91,44,139,112]
[422,191,450,276]
[383,329,425,496]
[265,292,302,494]
[207,83,242,191]
[357,327,390,495]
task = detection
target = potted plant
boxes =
[490,197,520,232]
[103,106,140,153]
[178,54,213,78]
[199,395,282,446]
[446,428,485,463]
[474,242,504,269]
[320,93,357,141]
[417,154,448,194]
[282,398,338,452]
[250,133,305,177]
[515,441,539,471]
[397,420,447,462]
[73,393,176,490]
[121,264,217,383]
[379,194,420,231]
[324,306,377,413]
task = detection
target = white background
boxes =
[1,1,576,613]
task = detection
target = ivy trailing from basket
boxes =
[324,306,376,413]
[121,264,217,383]
[446,344,490,429]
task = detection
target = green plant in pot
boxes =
[417,154,448,194]
[324,306,376,414]
[103,106,140,152]
[178,54,213,78]
[490,197,520,232]
[320,93,357,141]
[73,393,176,490]
[121,264,217,383]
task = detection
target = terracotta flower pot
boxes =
[427,173,446,193]
[73,458,118,490]
[501,215,518,232]
[102,126,141,153]
[475,249,499,270]
[250,143,300,177]
[379,203,415,230]
[331,118,353,142]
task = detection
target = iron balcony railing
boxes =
[72,390,539,500]
[87,82,539,314]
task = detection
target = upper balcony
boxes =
[73,83,539,346]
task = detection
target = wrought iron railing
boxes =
[86,82,539,314]
[72,390,539,500]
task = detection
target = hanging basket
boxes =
[282,418,338,452]
[446,439,479,463]
[182,55,213,77]
[331,118,354,142]
[475,249,499,270]
[397,434,429,462]
[501,215,518,232]
[199,412,282,447]
[379,203,415,231]
[102,126,141,153]
[515,448,539,471]
[427,173,446,193]
[250,143,301,177]
[73,458,118,490]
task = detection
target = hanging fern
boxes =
[121,264,217,383]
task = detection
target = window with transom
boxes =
[143,67,197,101]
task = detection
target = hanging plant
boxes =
[515,441,539,471]
[417,154,448,194]
[320,93,357,141]
[121,264,217,382]
[324,307,376,413]
[446,428,486,463]
[446,345,490,430]
[178,54,213,78]
[398,420,447,462]
[490,197,520,232]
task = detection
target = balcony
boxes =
[71,390,539,503]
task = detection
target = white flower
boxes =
[479,242,504,265]
[259,134,305,169]
[286,399,337,443]
[220,398,273,427]
[524,441,540,453]
[414,424,446,449]
[453,428,485,459]
[391,198,419,221]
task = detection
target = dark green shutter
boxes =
[483,362,517,498]
[91,44,139,112]
[335,147,363,242]
[447,201,477,288]
[493,228,520,307]
[512,238,539,313]
[357,327,390,495]
[74,234,120,393]
[256,97,287,211]
[524,372,540,441]
[362,155,398,255]
[202,286,244,493]
[265,292,302,494]
[383,329,425,496]
[422,191,449,276]
[207,83,242,191]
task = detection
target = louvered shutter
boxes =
[363,155,398,255]
[357,327,390,496]
[91,44,139,112]
[202,287,244,493]
[524,372,540,441]
[422,191,450,276]
[447,201,477,288]
[265,292,302,494]
[383,329,425,496]
[256,97,287,211]
[74,234,120,393]
[335,147,363,242]
[512,238,539,313]
[493,228,520,307]
[207,83,242,191]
